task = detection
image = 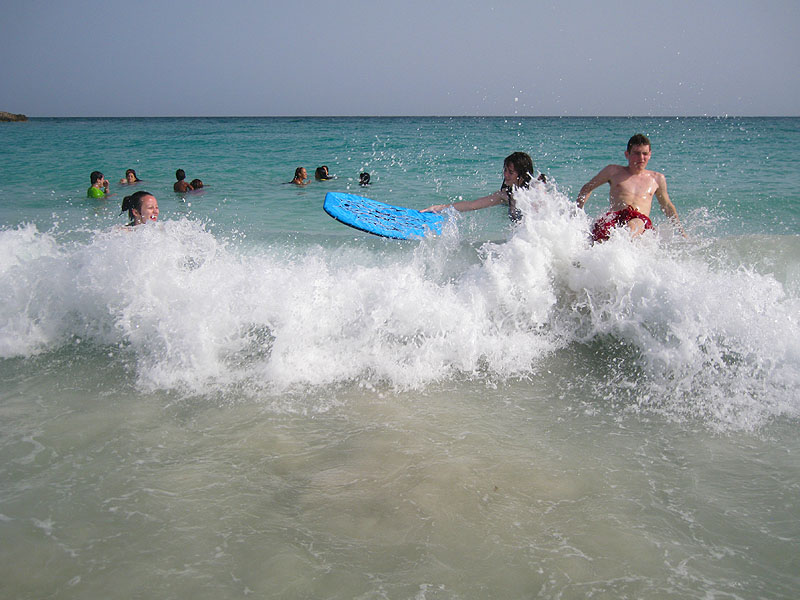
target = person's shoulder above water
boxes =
[174,168,193,192]
[289,167,309,186]
[315,165,335,181]
[119,169,141,184]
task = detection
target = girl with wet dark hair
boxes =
[422,152,544,221]
[120,169,141,184]
[120,191,159,226]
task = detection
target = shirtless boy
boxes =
[576,134,684,242]
[174,169,193,193]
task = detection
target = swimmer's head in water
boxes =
[90,171,104,184]
[503,152,534,188]
[359,172,370,185]
[121,191,159,225]
[176,169,186,181]
[190,179,203,189]
[125,169,138,183]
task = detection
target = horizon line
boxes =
[12,114,800,119]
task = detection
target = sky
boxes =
[1,0,798,117]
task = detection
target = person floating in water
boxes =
[189,179,203,190]
[314,166,334,181]
[359,172,371,186]
[289,167,309,186]
[422,152,543,221]
[174,169,193,193]
[576,133,685,242]
[119,169,141,184]
[120,191,159,226]
[87,171,109,198]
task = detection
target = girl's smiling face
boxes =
[133,195,159,225]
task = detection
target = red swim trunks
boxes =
[590,206,653,242]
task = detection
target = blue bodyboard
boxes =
[323,192,444,240]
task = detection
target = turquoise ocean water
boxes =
[1,117,799,598]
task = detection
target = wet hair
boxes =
[627,134,651,152]
[294,167,305,179]
[125,169,140,181]
[359,172,370,185]
[190,179,203,189]
[501,152,536,223]
[175,169,186,181]
[90,171,104,184]
[120,191,154,224]
[314,166,329,180]
[503,152,535,188]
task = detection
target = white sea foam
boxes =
[1,187,798,429]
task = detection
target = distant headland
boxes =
[1,111,28,122]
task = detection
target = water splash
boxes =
[1,191,797,430]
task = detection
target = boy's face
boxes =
[625,144,651,170]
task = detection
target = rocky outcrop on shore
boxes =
[0,111,28,122]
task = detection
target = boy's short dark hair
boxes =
[176,169,186,181]
[627,134,651,152]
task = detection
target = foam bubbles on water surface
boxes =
[1,190,797,430]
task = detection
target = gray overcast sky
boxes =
[2,0,798,116]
